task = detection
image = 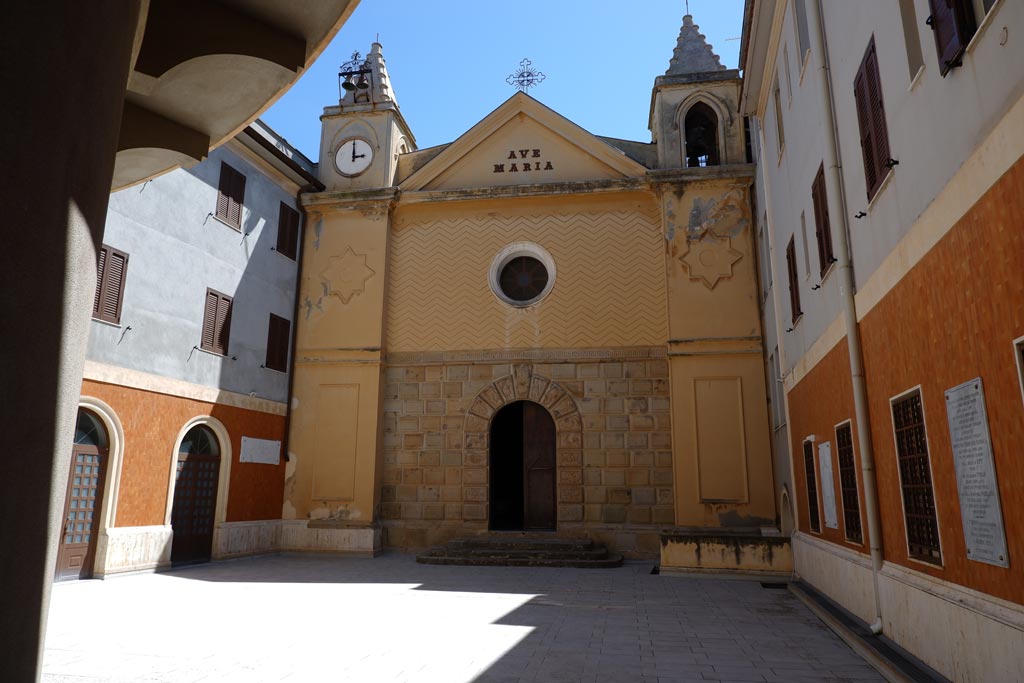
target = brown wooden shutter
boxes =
[265,314,290,372]
[855,38,892,201]
[927,0,976,76]
[215,294,232,355]
[101,250,128,324]
[811,165,835,277]
[276,203,299,260]
[853,65,876,197]
[201,290,219,352]
[229,170,245,228]
[92,245,128,324]
[93,247,107,317]
[216,163,245,229]
[216,165,231,223]
[786,237,802,324]
[865,44,890,184]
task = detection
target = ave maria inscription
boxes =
[493,148,555,174]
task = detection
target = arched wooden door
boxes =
[170,425,221,565]
[55,410,109,581]
[489,401,556,531]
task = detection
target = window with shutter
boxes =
[785,237,802,324]
[92,245,128,325]
[276,203,300,260]
[201,289,233,356]
[215,163,246,230]
[793,0,811,62]
[835,422,863,543]
[927,0,976,77]
[803,440,821,533]
[854,38,892,201]
[892,391,942,565]
[811,165,836,277]
[773,78,785,154]
[265,314,291,372]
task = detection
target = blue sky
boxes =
[263,1,745,160]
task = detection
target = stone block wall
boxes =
[380,350,674,556]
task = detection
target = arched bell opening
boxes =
[684,102,721,168]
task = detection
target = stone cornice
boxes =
[647,164,756,187]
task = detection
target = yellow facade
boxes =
[284,46,777,556]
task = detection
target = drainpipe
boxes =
[808,0,885,635]
[281,185,318,468]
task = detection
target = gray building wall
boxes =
[87,140,304,404]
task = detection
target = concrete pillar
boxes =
[0,3,140,680]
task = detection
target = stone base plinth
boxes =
[660,531,792,576]
[280,520,381,556]
[95,525,172,577]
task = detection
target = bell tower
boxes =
[318,42,416,191]
[650,14,744,169]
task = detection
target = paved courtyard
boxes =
[43,553,884,683]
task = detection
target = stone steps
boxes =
[416,536,624,568]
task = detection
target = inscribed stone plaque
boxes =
[945,378,1008,567]
[818,441,839,530]
[240,437,281,465]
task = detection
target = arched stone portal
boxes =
[490,401,557,531]
[465,364,583,529]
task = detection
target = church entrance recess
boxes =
[489,400,556,531]
[170,425,221,565]
[55,410,109,581]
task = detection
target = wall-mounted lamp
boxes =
[785,327,794,333]
[886,158,900,168]
[812,284,821,291]
[854,211,867,219]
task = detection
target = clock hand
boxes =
[351,142,357,163]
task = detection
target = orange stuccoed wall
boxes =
[81,380,286,527]
[788,157,1024,605]
[787,340,871,554]
[859,157,1024,604]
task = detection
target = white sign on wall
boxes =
[240,437,281,465]
[818,441,839,530]
[945,378,1008,567]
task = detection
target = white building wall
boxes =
[821,0,1023,292]
[87,143,303,403]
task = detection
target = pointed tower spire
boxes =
[666,14,726,76]
[341,42,400,109]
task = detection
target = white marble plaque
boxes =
[944,378,1008,567]
[240,437,281,465]
[818,441,839,530]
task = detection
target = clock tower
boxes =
[284,42,414,552]
[318,42,416,191]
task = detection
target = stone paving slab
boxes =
[43,553,885,683]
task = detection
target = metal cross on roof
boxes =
[506,58,546,92]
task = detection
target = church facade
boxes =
[281,24,781,560]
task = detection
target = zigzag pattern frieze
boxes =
[387,211,667,351]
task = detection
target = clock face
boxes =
[334,138,374,176]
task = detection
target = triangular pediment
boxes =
[400,93,649,192]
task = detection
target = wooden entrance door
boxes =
[170,425,221,565]
[489,401,556,531]
[55,411,109,581]
[522,402,556,530]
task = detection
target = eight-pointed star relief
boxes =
[680,237,743,290]
[320,247,375,304]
